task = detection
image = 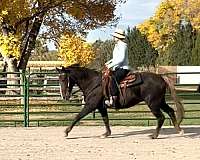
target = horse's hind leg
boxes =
[149,107,165,139]
[161,101,183,134]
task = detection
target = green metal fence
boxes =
[0,71,27,126]
[0,71,200,127]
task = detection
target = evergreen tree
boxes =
[126,27,158,69]
[191,31,200,65]
[90,39,114,70]
[167,19,195,65]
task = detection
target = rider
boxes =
[105,28,130,108]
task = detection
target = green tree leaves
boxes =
[90,39,114,70]
[191,31,200,65]
[165,20,196,65]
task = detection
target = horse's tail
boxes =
[162,75,184,125]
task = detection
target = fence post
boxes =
[20,70,29,127]
[26,73,30,127]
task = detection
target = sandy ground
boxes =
[0,126,200,160]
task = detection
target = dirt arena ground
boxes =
[0,126,200,160]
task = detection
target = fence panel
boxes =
[0,71,200,127]
[0,71,28,127]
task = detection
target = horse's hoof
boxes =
[64,131,69,137]
[179,129,184,135]
[100,132,111,138]
[149,134,158,139]
[100,135,107,139]
[65,134,68,137]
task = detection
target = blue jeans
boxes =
[110,68,129,96]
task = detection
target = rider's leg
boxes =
[109,68,129,107]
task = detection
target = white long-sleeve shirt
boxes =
[105,40,129,71]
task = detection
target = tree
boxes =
[138,0,200,54]
[166,19,195,65]
[58,34,95,66]
[126,27,158,69]
[0,0,126,71]
[90,39,114,70]
[0,0,126,94]
[191,31,200,65]
[30,38,59,61]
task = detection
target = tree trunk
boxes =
[1,21,19,95]
[4,57,19,95]
[18,14,44,70]
[1,9,44,94]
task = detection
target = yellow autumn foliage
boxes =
[0,34,20,59]
[0,0,31,33]
[138,0,200,52]
[58,34,95,67]
[0,0,122,61]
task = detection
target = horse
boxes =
[56,64,184,139]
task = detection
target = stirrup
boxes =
[105,100,111,106]
[105,97,113,106]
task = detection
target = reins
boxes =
[70,73,101,98]
[85,81,101,98]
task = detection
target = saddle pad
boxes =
[120,73,143,88]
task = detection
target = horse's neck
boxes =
[73,69,100,96]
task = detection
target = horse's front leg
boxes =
[65,105,96,137]
[98,104,111,138]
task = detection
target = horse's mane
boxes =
[66,64,101,79]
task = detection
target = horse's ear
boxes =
[56,66,67,73]
[58,66,71,73]
[56,67,61,73]
[61,66,65,71]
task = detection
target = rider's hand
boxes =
[104,64,108,69]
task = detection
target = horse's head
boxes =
[56,66,75,100]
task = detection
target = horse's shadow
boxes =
[66,126,200,139]
[109,126,200,139]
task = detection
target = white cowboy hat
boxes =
[111,28,126,39]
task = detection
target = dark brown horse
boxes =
[56,64,184,139]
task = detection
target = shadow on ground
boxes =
[110,126,200,139]
[66,126,200,139]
